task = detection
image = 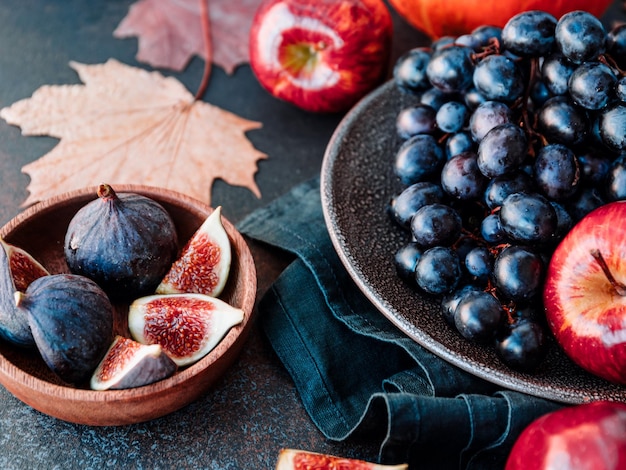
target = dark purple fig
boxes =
[15,274,114,384]
[64,184,178,300]
[90,335,177,390]
[128,293,244,367]
[0,252,32,347]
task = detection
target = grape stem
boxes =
[590,249,626,296]
[599,53,626,78]
[470,37,501,62]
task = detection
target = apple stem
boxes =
[590,249,626,296]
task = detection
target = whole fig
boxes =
[64,184,178,300]
[16,274,114,384]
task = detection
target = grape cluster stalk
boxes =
[389,10,626,372]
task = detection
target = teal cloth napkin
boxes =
[237,176,561,469]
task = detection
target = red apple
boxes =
[248,0,393,113]
[544,201,626,384]
[506,401,626,470]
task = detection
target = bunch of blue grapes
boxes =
[389,10,626,372]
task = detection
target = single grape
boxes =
[445,131,475,159]
[607,24,626,69]
[472,54,524,103]
[566,186,606,221]
[396,105,437,139]
[530,80,551,108]
[510,304,545,324]
[454,290,504,343]
[555,10,606,64]
[393,47,433,94]
[436,101,469,133]
[394,134,445,185]
[470,25,503,50]
[483,171,534,210]
[440,284,483,326]
[617,77,626,103]
[537,96,588,146]
[469,101,513,143]
[394,242,424,280]
[605,154,626,201]
[419,87,450,111]
[598,103,626,151]
[464,245,494,282]
[426,45,475,93]
[481,213,507,244]
[501,10,557,57]
[388,182,445,229]
[588,114,606,147]
[568,62,617,110]
[533,144,580,200]
[493,245,544,302]
[415,246,461,295]
[499,192,557,244]
[577,150,612,185]
[477,123,528,178]
[411,203,463,247]
[432,36,456,51]
[455,33,481,50]
[440,151,487,200]
[550,201,574,239]
[495,320,548,372]
[541,54,577,96]
[464,87,488,110]
[454,236,479,262]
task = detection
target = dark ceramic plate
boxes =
[321,80,626,404]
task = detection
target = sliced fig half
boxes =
[128,293,244,367]
[276,449,408,470]
[156,206,231,297]
[0,240,45,347]
[0,239,49,292]
[90,335,177,391]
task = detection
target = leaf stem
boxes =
[195,0,212,101]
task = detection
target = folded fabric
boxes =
[237,176,562,469]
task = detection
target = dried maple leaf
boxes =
[0,59,266,207]
[114,0,261,73]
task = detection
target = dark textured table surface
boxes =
[0,1,624,469]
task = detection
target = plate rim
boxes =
[321,79,626,404]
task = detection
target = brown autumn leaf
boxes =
[0,59,266,207]
[114,0,262,73]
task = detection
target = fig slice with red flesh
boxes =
[0,239,49,347]
[156,206,231,298]
[0,239,49,292]
[275,449,409,470]
[128,293,244,367]
[90,335,177,391]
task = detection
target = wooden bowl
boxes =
[0,185,257,426]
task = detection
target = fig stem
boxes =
[97,183,117,200]
[590,249,626,296]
